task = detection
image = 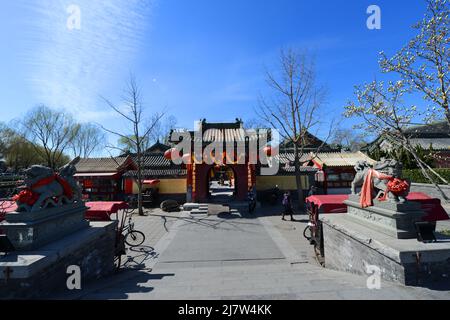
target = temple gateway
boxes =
[74,119,374,204]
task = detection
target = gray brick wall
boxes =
[0,222,116,299]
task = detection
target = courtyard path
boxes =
[60,205,450,300]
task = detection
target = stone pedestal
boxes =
[1,202,89,251]
[344,194,425,239]
[0,221,117,299]
[321,214,450,287]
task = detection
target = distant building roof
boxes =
[144,141,171,153]
[171,119,269,144]
[124,168,187,178]
[307,152,376,169]
[364,121,450,152]
[266,153,318,176]
[75,156,135,173]
[404,121,450,138]
[279,133,337,153]
[140,153,172,167]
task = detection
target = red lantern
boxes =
[164,149,173,160]
[164,148,182,161]
[263,146,273,157]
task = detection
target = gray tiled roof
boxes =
[311,152,376,167]
[124,169,187,178]
[408,138,450,151]
[404,121,450,138]
[275,152,375,168]
[138,153,172,167]
[75,157,132,173]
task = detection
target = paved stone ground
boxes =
[56,204,450,300]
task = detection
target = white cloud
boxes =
[21,0,154,121]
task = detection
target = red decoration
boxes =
[387,178,409,195]
[84,179,93,188]
[165,148,182,161]
[263,146,272,157]
[12,189,39,206]
[12,174,74,207]
[164,149,174,160]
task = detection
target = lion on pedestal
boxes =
[351,158,410,208]
[13,157,81,212]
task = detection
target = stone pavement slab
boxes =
[157,212,284,264]
[55,205,450,300]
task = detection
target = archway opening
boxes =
[207,165,236,203]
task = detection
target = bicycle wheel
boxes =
[114,255,122,270]
[125,230,146,247]
[303,225,312,241]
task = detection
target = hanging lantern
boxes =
[164,148,181,161]
[263,146,273,157]
[164,149,174,160]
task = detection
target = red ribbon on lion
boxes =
[13,174,73,207]
[360,169,409,208]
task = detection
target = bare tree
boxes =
[150,115,178,145]
[380,0,450,126]
[21,105,78,169]
[331,128,368,152]
[100,75,163,216]
[70,123,105,158]
[256,48,331,206]
[243,118,265,130]
[345,80,449,202]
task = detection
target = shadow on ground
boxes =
[123,245,157,270]
[81,271,175,300]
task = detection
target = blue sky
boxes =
[0,0,429,152]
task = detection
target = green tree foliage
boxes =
[403,168,450,184]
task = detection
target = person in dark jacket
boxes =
[247,188,256,214]
[282,191,294,221]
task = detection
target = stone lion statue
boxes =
[351,160,372,195]
[14,157,81,212]
[351,158,410,205]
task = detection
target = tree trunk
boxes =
[294,143,304,209]
[137,149,145,216]
[445,106,450,129]
[417,157,448,184]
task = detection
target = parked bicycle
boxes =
[123,211,146,247]
[114,207,146,269]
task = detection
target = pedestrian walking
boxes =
[248,188,256,214]
[282,191,294,221]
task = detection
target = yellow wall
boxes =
[158,179,187,194]
[256,175,309,191]
[132,178,187,194]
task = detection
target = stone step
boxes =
[190,209,209,215]
[182,203,200,211]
